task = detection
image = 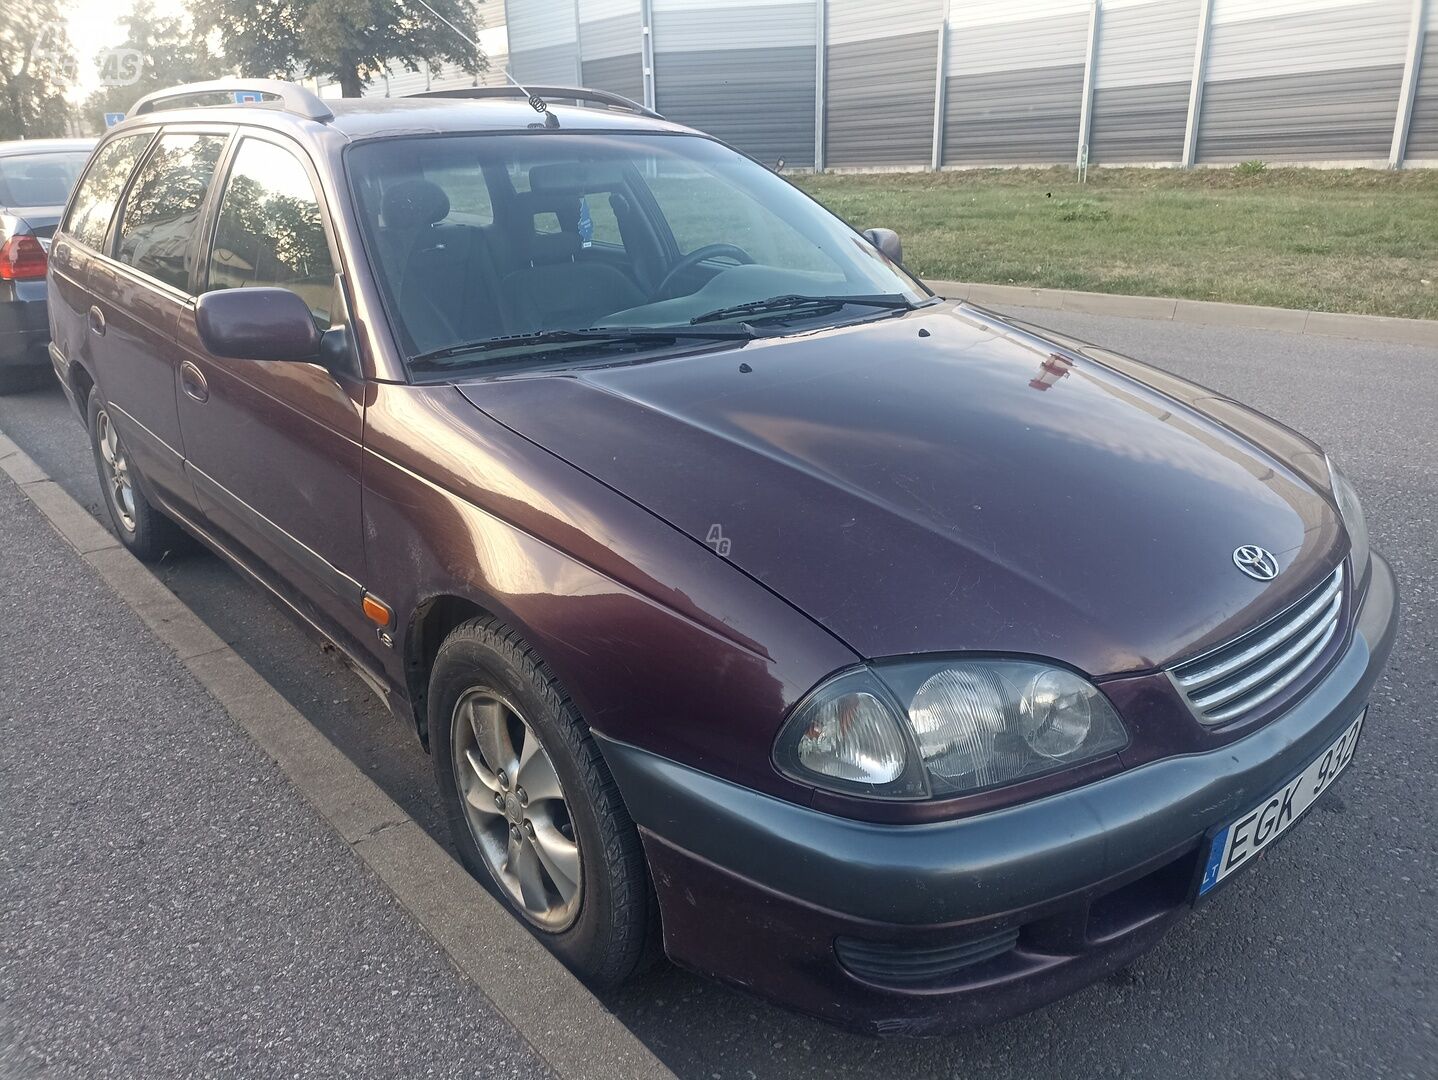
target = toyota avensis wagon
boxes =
[47,80,1397,1034]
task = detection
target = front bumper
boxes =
[599,552,1399,1034]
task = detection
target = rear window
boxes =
[0,151,90,208]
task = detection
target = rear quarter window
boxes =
[62,135,152,250]
[423,163,494,225]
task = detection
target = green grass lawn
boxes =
[791,167,1438,320]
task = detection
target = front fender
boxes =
[360,381,857,804]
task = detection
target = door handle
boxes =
[87,306,106,336]
[179,360,209,403]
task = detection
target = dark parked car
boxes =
[48,80,1397,1034]
[0,138,94,391]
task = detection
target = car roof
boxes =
[107,94,693,143]
[0,139,97,157]
[323,97,692,139]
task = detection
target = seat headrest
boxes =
[529,231,581,265]
[382,179,450,229]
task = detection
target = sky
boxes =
[63,0,186,102]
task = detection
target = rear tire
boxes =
[86,385,185,561]
[429,615,655,988]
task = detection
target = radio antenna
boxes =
[404,0,558,125]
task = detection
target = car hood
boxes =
[457,303,1343,675]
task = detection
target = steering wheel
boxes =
[654,243,755,299]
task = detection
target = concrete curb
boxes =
[0,427,675,1080]
[930,281,1438,347]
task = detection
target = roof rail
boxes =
[130,79,334,122]
[415,85,664,121]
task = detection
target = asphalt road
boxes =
[1,306,1433,1079]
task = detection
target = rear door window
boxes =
[423,162,493,225]
[62,135,153,251]
[205,137,337,328]
[116,132,227,292]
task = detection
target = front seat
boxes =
[499,232,646,333]
[376,179,492,354]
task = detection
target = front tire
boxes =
[429,616,654,988]
[86,385,184,561]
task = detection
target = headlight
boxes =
[1326,456,1370,576]
[774,659,1128,800]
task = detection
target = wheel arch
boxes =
[68,355,96,417]
[403,592,501,748]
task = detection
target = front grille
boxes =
[834,928,1019,988]
[1172,563,1345,726]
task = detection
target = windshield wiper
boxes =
[690,293,915,326]
[409,325,756,369]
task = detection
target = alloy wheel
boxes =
[450,687,582,931]
[95,408,137,533]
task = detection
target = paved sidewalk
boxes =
[0,476,550,1079]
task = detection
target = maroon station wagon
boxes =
[46,80,1397,1034]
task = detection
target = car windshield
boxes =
[0,151,90,208]
[346,132,931,370]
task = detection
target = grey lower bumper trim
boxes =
[599,553,1399,926]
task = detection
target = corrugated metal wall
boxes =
[943,0,1091,165]
[1407,0,1438,157]
[1089,0,1201,163]
[313,3,509,98]
[322,0,1438,169]
[1196,0,1412,162]
[507,0,582,85]
[469,4,513,89]
[825,0,941,169]
[652,0,817,167]
[579,0,645,102]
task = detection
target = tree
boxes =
[0,0,76,139]
[83,1,225,131]
[190,0,486,99]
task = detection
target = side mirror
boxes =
[195,287,322,362]
[862,227,903,265]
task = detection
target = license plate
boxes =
[1196,709,1365,899]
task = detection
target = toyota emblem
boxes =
[1233,545,1279,581]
